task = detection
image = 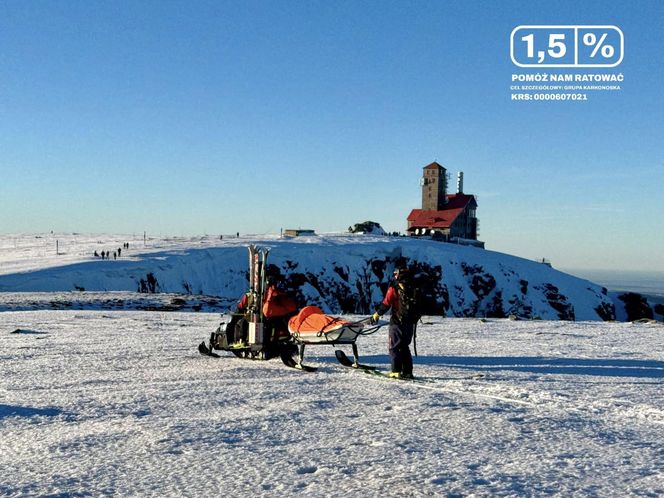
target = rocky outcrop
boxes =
[617,292,654,322]
[0,236,648,321]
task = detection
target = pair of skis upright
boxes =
[247,244,270,345]
[247,245,317,370]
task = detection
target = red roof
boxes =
[423,161,445,170]
[407,194,475,229]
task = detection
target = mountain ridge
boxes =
[3,234,659,321]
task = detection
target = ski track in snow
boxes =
[1,310,663,497]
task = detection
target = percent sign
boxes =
[583,33,615,58]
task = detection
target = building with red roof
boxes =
[407,162,483,247]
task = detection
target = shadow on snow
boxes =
[0,404,63,419]
[332,354,664,378]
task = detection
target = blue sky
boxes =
[1,0,662,272]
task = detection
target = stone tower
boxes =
[420,162,448,211]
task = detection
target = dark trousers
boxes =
[388,322,414,375]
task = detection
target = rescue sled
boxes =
[288,306,374,344]
[286,305,382,370]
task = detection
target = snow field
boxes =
[1,310,662,497]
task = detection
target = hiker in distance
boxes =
[370,264,421,379]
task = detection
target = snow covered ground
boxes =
[0,232,251,276]
[1,308,663,497]
[1,233,662,496]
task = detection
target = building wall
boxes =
[450,201,478,240]
[422,166,447,211]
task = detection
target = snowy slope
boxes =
[0,233,632,321]
[1,310,663,497]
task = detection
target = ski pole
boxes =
[413,321,418,357]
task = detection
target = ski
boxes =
[248,244,257,293]
[335,349,483,382]
[198,341,221,358]
[369,369,483,382]
[334,349,377,370]
[336,350,486,383]
[362,368,436,384]
[363,368,486,382]
[260,248,270,300]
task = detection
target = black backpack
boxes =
[394,279,422,324]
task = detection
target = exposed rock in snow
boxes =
[0,233,658,321]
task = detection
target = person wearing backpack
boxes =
[370,264,421,379]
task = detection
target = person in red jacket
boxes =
[236,275,297,319]
[235,274,298,343]
[370,265,419,379]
